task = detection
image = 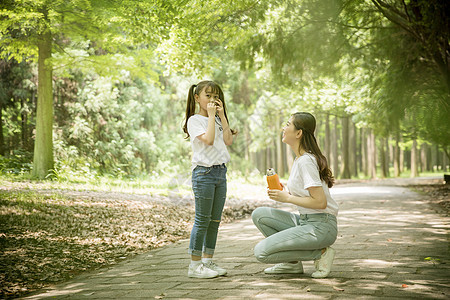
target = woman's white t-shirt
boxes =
[287,153,339,216]
[187,114,230,168]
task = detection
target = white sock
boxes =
[202,258,212,264]
[190,260,202,267]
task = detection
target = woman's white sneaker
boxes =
[188,263,219,279]
[311,247,335,278]
[264,262,304,274]
[204,261,227,276]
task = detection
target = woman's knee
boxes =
[253,241,270,263]
[252,207,269,224]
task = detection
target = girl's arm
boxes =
[219,114,233,146]
[215,100,233,146]
[267,186,327,209]
[197,103,217,145]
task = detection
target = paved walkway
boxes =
[22,181,449,299]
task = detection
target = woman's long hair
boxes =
[182,80,236,139]
[292,112,334,188]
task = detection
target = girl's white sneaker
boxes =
[311,247,335,278]
[204,261,227,276]
[188,263,219,279]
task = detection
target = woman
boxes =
[252,112,338,278]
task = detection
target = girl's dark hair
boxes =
[292,112,334,188]
[183,80,236,138]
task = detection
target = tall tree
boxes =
[340,116,351,179]
[0,0,184,178]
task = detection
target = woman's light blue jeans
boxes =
[252,207,337,263]
[189,164,227,257]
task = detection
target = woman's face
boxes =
[282,116,301,145]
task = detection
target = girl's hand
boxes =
[207,102,217,117]
[214,99,224,117]
[267,189,290,203]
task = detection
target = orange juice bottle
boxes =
[266,168,283,190]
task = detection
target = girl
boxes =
[182,80,236,279]
[252,112,338,278]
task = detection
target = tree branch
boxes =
[370,0,421,41]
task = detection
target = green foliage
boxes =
[52,72,187,176]
[0,150,33,175]
[1,0,449,179]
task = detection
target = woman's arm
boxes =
[267,186,327,209]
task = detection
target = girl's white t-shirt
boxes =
[287,153,339,216]
[187,114,230,168]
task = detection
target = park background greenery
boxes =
[0,0,449,181]
[0,0,449,298]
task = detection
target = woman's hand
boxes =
[267,189,290,203]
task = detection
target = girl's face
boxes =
[282,116,302,145]
[195,86,220,114]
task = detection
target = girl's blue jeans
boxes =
[252,207,337,263]
[189,164,227,257]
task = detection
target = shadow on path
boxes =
[22,179,450,299]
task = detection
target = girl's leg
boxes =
[203,168,227,256]
[198,167,227,276]
[189,167,215,258]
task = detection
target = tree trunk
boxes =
[380,137,388,178]
[257,150,265,174]
[385,137,390,176]
[394,131,401,177]
[324,113,331,170]
[400,141,404,173]
[32,29,54,179]
[442,147,448,172]
[349,120,357,177]
[0,103,4,156]
[276,115,284,177]
[410,139,419,177]
[331,116,339,178]
[436,145,441,171]
[244,123,250,162]
[367,130,377,178]
[340,116,351,179]
[361,128,368,176]
[420,143,427,173]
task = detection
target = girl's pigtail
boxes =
[183,85,197,139]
